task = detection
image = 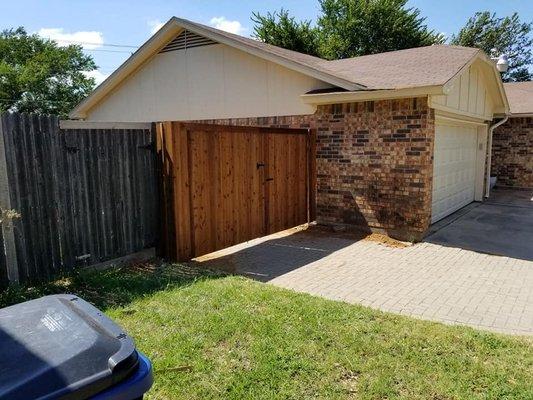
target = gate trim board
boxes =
[176,122,310,135]
[157,122,314,262]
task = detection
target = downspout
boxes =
[485,115,509,198]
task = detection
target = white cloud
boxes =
[38,28,104,49]
[148,19,165,35]
[209,17,246,35]
[83,70,109,85]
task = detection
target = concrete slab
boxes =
[486,188,533,208]
[426,189,533,261]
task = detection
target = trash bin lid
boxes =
[0,294,139,400]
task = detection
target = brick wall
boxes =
[492,117,533,189]
[195,96,435,241]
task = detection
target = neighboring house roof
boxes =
[70,17,506,119]
[504,82,533,116]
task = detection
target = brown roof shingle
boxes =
[504,82,533,115]
[322,45,480,90]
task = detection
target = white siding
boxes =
[85,44,331,122]
[431,63,494,120]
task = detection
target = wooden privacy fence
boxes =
[157,122,316,261]
[0,113,158,285]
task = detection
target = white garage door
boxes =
[431,122,478,223]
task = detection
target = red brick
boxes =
[492,117,533,189]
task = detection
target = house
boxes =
[70,17,509,241]
[491,82,533,189]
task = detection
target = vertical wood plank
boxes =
[0,113,19,283]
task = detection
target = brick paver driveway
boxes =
[195,191,533,335]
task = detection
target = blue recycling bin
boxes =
[0,295,154,399]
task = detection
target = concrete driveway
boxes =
[194,190,533,335]
[426,189,533,261]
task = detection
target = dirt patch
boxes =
[339,370,360,396]
[307,225,410,248]
[363,233,410,248]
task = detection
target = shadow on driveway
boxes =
[192,226,364,282]
[425,189,533,261]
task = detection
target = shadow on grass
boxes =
[0,261,225,310]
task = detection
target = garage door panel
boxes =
[432,122,478,223]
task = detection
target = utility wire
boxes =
[0,97,77,104]
[83,48,134,54]
[41,37,139,49]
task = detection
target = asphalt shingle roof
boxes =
[504,82,533,115]
[322,45,480,90]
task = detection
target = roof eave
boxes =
[301,85,444,105]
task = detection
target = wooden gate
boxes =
[156,122,315,261]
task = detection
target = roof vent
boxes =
[159,30,217,54]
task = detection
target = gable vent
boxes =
[159,30,217,53]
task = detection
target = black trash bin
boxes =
[0,294,153,399]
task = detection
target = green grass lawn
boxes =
[1,263,532,400]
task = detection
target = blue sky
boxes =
[2,0,531,84]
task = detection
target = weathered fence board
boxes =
[157,122,312,262]
[0,231,6,287]
[0,113,158,283]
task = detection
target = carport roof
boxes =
[504,82,533,116]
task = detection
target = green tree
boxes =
[317,0,444,59]
[252,1,444,60]
[0,27,97,116]
[451,12,532,82]
[252,9,320,57]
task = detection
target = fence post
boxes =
[0,113,19,284]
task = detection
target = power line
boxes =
[52,38,139,49]
[0,97,76,104]
[83,48,134,54]
[41,37,139,49]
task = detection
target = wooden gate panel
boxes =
[265,131,309,234]
[157,122,312,261]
